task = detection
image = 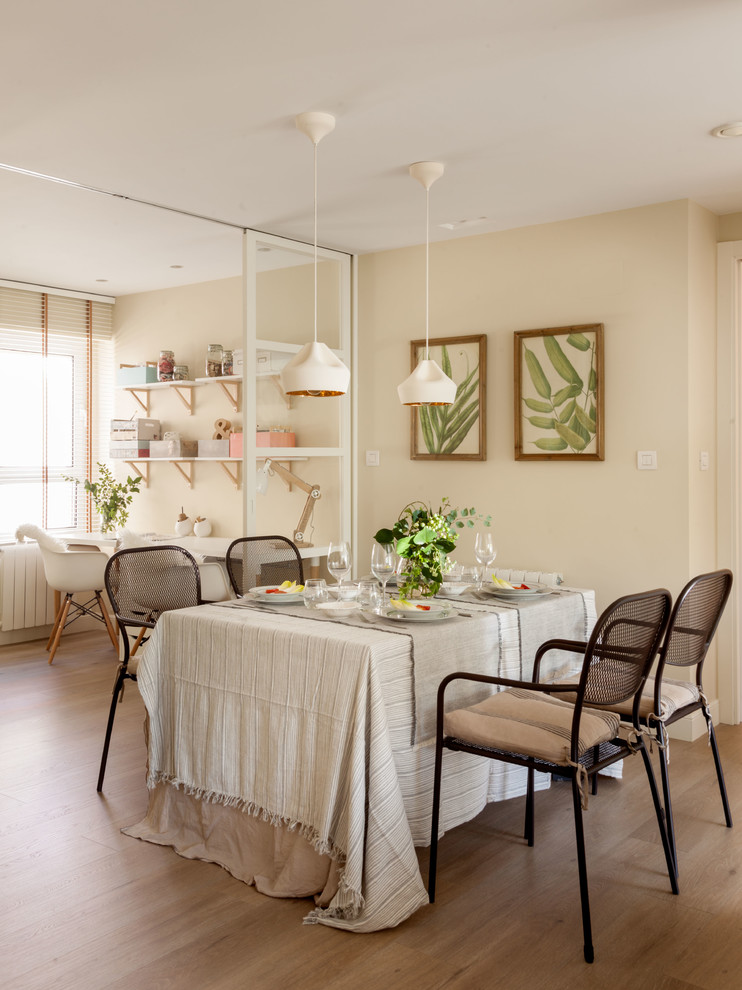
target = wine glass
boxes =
[327,541,352,593]
[302,578,330,609]
[474,532,497,589]
[371,543,395,604]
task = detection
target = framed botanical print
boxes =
[514,323,604,461]
[410,334,486,460]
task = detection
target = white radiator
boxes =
[0,543,56,631]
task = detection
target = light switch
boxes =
[365,450,380,467]
[637,450,657,470]
[700,450,709,471]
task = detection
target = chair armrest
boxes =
[532,638,588,683]
[436,669,581,711]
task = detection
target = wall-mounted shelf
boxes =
[118,380,201,415]
[125,457,242,490]
[118,375,243,416]
[194,375,242,412]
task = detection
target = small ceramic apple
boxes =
[174,508,192,537]
[193,516,212,537]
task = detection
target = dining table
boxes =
[123,583,596,932]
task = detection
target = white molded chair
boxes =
[15,525,118,663]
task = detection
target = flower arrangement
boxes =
[64,463,142,534]
[374,497,491,598]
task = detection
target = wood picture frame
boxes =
[514,323,604,461]
[410,333,486,460]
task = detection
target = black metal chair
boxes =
[97,545,202,792]
[596,569,733,877]
[225,535,304,596]
[429,589,677,964]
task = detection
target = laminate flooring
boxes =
[2,630,741,990]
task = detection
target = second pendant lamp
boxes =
[397,161,457,406]
[279,111,350,397]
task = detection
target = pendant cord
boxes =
[313,139,318,345]
[425,185,430,360]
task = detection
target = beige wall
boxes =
[718,212,742,242]
[356,200,714,617]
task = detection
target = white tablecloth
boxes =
[123,588,596,931]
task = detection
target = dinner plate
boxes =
[315,600,361,613]
[248,585,304,604]
[482,583,548,599]
[383,601,454,621]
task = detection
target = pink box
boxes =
[229,432,243,457]
[256,431,296,448]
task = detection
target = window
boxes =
[0,285,113,537]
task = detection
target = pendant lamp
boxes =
[280,112,350,397]
[397,161,457,406]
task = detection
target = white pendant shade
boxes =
[397,358,457,406]
[280,341,350,397]
[288,110,350,398]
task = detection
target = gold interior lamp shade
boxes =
[397,359,457,406]
[280,341,350,397]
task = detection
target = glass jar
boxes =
[158,349,175,381]
[221,350,234,376]
[206,343,223,377]
[173,364,189,381]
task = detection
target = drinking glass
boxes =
[302,578,330,609]
[474,532,497,588]
[358,578,382,611]
[327,541,352,592]
[371,543,395,603]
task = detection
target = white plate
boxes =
[482,583,548,599]
[315,600,361,613]
[248,585,304,604]
[383,602,454,621]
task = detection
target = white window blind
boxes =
[0,286,114,537]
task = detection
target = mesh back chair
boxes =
[226,536,304,596]
[429,589,677,964]
[98,546,202,791]
[596,570,733,877]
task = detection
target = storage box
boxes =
[110,418,161,441]
[198,439,230,458]
[116,365,158,386]
[149,439,198,458]
[229,432,243,458]
[109,441,150,458]
[256,431,296,448]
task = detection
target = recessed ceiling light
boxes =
[711,122,742,138]
[439,216,488,231]
[170,264,184,269]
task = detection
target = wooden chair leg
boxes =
[130,627,148,657]
[45,599,66,651]
[96,592,119,652]
[47,595,71,664]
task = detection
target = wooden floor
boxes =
[2,630,741,990]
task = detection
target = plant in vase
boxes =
[374,497,491,599]
[64,463,142,534]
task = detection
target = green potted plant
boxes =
[374,497,491,598]
[64,462,142,534]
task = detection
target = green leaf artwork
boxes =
[418,344,480,455]
[519,328,602,456]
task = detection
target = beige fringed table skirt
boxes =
[123,588,596,931]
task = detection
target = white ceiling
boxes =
[4,0,742,297]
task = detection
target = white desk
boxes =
[124,589,596,932]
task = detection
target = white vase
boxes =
[193,518,212,537]
[174,516,192,537]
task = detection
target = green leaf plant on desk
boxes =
[64,463,142,534]
[374,497,491,599]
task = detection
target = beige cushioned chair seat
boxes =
[443,688,621,766]
[592,676,701,721]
